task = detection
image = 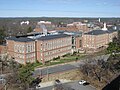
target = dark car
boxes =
[55,79,61,84]
[83,82,90,86]
[30,77,42,88]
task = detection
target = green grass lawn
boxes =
[32,53,86,69]
[33,49,108,68]
[45,54,85,66]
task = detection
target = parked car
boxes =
[55,79,61,84]
[79,80,87,85]
[30,77,42,87]
[79,80,90,86]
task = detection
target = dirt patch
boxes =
[42,69,107,90]
[42,69,83,82]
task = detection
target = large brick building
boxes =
[36,34,71,63]
[82,23,118,50]
[6,34,72,64]
[51,30,83,52]
[66,22,92,33]
[55,22,92,33]
[6,37,36,64]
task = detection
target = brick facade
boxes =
[6,34,72,64]
[7,40,36,64]
[0,44,7,54]
[82,30,118,50]
[36,37,72,63]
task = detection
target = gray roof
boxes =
[108,29,118,33]
[56,30,82,37]
[85,29,117,35]
[6,34,71,42]
[37,34,71,41]
[6,37,34,42]
[108,26,120,31]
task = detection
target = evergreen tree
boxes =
[27,26,33,33]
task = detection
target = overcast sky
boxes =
[0,0,120,17]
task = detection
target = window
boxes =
[22,46,24,53]
[17,45,20,52]
[28,45,30,52]
[31,45,32,52]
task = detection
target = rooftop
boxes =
[6,37,34,42]
[37,34,71,41]
[85,29,117,35]
[55,26,79,32]
[6,34,71,42]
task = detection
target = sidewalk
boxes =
[38,79,72,88]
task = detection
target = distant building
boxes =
[34,21,55,33]
[56,22,91,33]
[37,21,52,25]
[55,26,79,32]
[34,25,43,33]
[71,22,91,33]
[20,21,29,25]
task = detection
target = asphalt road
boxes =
[38,81,96,90]
[34,54,110,77]
[34,64,77,76]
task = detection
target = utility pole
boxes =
[40,70,42,78]
[5,84,7,90]
[38,69,42,79]
[0,62,2,74]
[47,67,49,81]
[47,61,51,81]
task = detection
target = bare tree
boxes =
[79,59,115,82]
[80,62,92,77]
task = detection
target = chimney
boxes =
[40,24,48,36]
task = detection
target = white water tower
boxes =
[98,18,101,22]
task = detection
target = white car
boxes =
[79,80,87,85]
[36,84,41,89]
